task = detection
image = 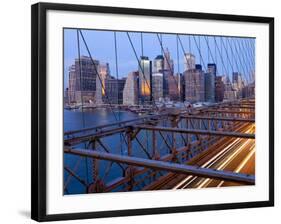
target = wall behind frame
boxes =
[0,0,279,223]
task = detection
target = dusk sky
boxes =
[63,28,255,88]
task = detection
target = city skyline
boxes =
[64,28,255,89]
[63,28,257,195]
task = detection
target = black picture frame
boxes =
[31,2,274,222]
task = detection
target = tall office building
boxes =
[207,63,217,77]
[242,82,255,98]
[183,53,196,71]
[232,72,244,89]
[205,63,216,102]
[232,72,244,98]
[161,70,170,98]
[153,55,164,73]
[215,76,225,102]
[105,77,126,104]
[67,56,99,104]
[223,75,237,101]
[205,73,215,102]
[167,74,180,101]
[98,63,110,96]
[123,71,139,105]
[180,73,185,101]
[67,64,77,103]
[95,75,103,105]
[184,64,205,102]
[138,56,152,104]
[152,72,164,101]
[163,48,174,76]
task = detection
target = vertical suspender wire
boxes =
[221,36,228,80]
[79,30,121,122]
[231,37,249,84]
[215,37,218,75]
[156,34,180,147]
[199,35,201,66]
[176,35,186,146]
[226,37,240,76]
[244,39,255,81]
[249,39,255,82]
[189,34,191,53]
[114,32,120,121]
[140,32,143,103]
[244,39,254,68]
[77,31,85,127]
[247,39,255,77]
[160,34,163,55]
[225,37,230,78]
[141,32,144,57]
[220,36,223,74]
[78,30,128,150]
[126,32,159,110]
[213,36,228,79]
[203,36,220,104]
[231,38,234,74]
[191,35,207,70]
[179,35,199,98]
[242,39,255,79]
[236,38,250,84]
[231,37,247,84]
[204,36,210,63]
[157,34,180,97]
[203,36,217,67]
[140,33,150,154]
[176,35,181,100]
[249,39,255,62]
[114,31,124,156]
[237,39,249,82]
[221,37,235,80]
[249,39,255,71]
[236,38,252,83]
[76,29,89,187]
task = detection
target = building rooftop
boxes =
[155,55,164,60]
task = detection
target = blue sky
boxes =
[63,28,255,88]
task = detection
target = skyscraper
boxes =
[180,73,185,101]
[138,56,152,104]
[215,76,225,102]
[152,72,164,101]
[207,63,217,77]
[123,71,139,105]
[183,53,196,72]
[205,63,216,102]
[98,63,110,96]
[163,48,174,76]
[67,56,99,104]
[223,75,237,101]
[105,77,126,104]
[95,74,103,105]
[67,64,76,103]
[184,64,205,102]
[232,72,244,89]
[153,55,164,73]
[167,74,180,101]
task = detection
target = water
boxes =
[63,108,219,194]
[64,108,138,131]
[64,108,139,194]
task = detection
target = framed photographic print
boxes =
[31,2,274,222]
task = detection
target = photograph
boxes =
[63,28,256,195]
[30,2,274,221]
